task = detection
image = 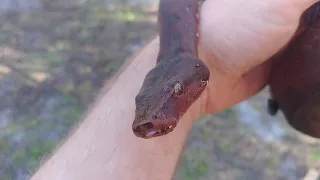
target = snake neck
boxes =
[157,0,201,62]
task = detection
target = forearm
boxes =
[31,38,203,180]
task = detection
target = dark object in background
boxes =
[267,98,279,116]
[268,3,320,138]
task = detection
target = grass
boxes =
[217,138,233,154]
[12,140,56,171]
[311,151,320,161]
[180,151,209,180]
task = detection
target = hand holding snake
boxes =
[133,0,320,138]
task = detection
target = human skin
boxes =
[31,0,319,180]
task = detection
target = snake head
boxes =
[132,54,210,139]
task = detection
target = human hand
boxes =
[197,0,319,114]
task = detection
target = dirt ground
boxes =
[0,0,319,180]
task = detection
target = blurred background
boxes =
[0,0,319,179]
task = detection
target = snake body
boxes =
[268,2,320,138]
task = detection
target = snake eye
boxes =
[174,82,183,95]
[201,79,208,85]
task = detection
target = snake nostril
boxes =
[152,115,158,119]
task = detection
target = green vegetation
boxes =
[311,151,320,160]
[217,138,233,153]
[13,140,56,170]
[181,151,209,180]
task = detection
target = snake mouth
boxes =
[132,120,177,139]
